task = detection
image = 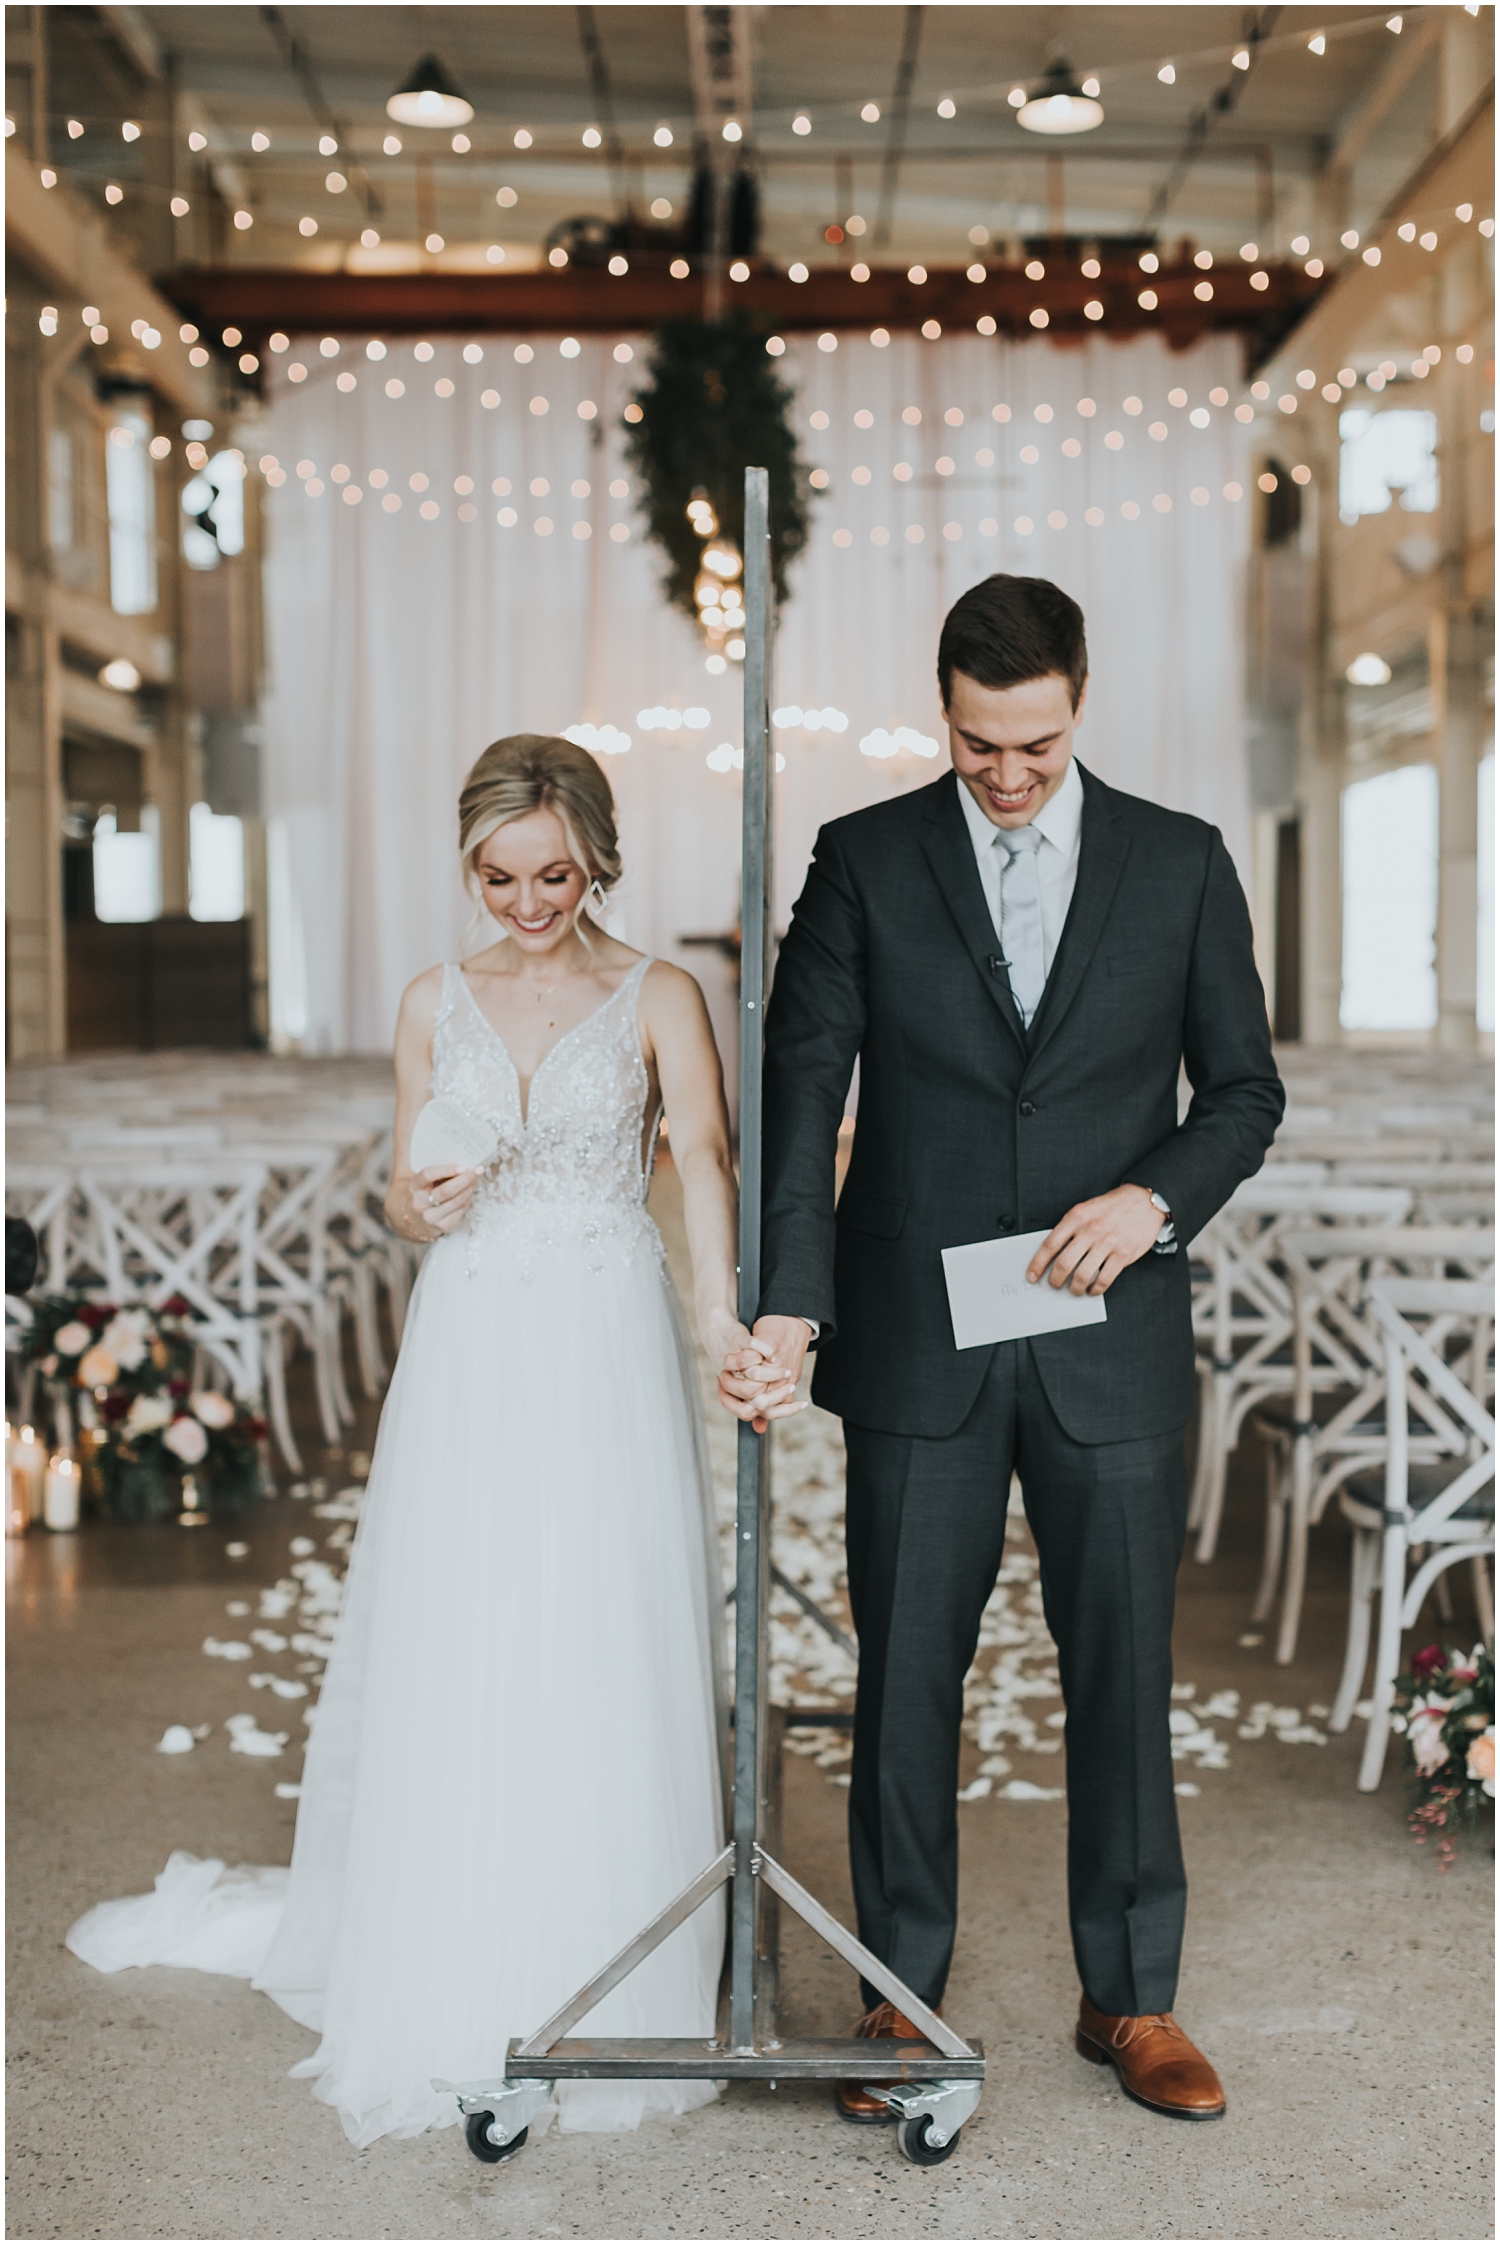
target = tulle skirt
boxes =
[68,1207,728,2146]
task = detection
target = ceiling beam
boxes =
[1145,5,1280,227]
[162,256,1322,356]
[1325,14,1444,177]
[575,4,631,220]
[258,6,381,219]
[873,4,924,251]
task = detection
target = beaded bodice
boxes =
[429,956,662,1274]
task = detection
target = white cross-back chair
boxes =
[209,1141,352,1469]
[71,1160,269,1409]
[1187,1184,1411,1565]
[1326,1279,1495,1790]
[1250,1225,1496,1664]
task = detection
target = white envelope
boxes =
[408,1097,498,1176]
[941,1229,1108,1350]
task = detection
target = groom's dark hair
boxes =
[938,574,1088,711]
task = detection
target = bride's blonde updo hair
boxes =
[458,734,622,949]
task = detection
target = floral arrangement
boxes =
[23,1295,266,1522]
[1390,1642,1495,1866]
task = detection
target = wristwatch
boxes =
[1143,1187,1177,1254]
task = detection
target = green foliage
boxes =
[623,317,812,622]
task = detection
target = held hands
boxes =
[398,1164,478,1242]
[715,1312,811,1432]
[1026,1183,1165,1297]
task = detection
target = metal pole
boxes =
[731,466,773,2052]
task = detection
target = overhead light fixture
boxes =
[1016,60,1104,135]
[386,53,474,129]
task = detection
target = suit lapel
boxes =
[918,772,1027,1054]
[1025,763,1131,1062]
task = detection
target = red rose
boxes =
[168,1377,189,1398]
[102,1391,131,1422]
[162,1294,192,1316]
[79,1304,112,1330]
[1412,1644,1447,1678]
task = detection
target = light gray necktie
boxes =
[995,825,1045,1025]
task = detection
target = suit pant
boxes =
[843,1338,1191,2019]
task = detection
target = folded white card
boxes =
[408,1096,497,1176]
[941,1229,1108,1350]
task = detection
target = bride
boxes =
[67,733,802,2147]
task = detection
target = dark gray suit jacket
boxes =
[758,762,1284,1445]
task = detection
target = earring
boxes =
[587,878,607,917]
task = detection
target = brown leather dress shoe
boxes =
[1075,1995,1226,2120]
[834,2001,928,2124]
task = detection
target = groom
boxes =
[721,573,1283,2122]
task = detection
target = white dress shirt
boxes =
[956,752,1085,973]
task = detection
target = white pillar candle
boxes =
[5,1425,28,1538]
[43,1455,80,1533]
[7,1425,46,1524]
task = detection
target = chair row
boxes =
[5,1142,418,1476]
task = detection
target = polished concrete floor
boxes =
[7,1172,1494,2242]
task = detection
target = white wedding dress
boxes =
[67,955,728,2146]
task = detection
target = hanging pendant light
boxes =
[386,54,474,130]
[1016,60,1104,135]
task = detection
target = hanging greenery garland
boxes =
[623,317,812,638]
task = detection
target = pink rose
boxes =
[1466,1729,1495,1798]
[163,1415,208,1465]
[1407,1694,1453,1776]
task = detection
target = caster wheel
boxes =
[465,2113,528,2165]
[897,2115,959,2166]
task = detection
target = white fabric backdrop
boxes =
[261,328,1250,1055]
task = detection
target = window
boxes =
[189,801,245,921]
[92,805,161,922]
[1338,408,1438,523]
[106,409,157,613]
[1479,753,1495,1037]
[267,815,309,1045]
[1340,764,1438,1031]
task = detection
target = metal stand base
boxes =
[495,2037,984,2083]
